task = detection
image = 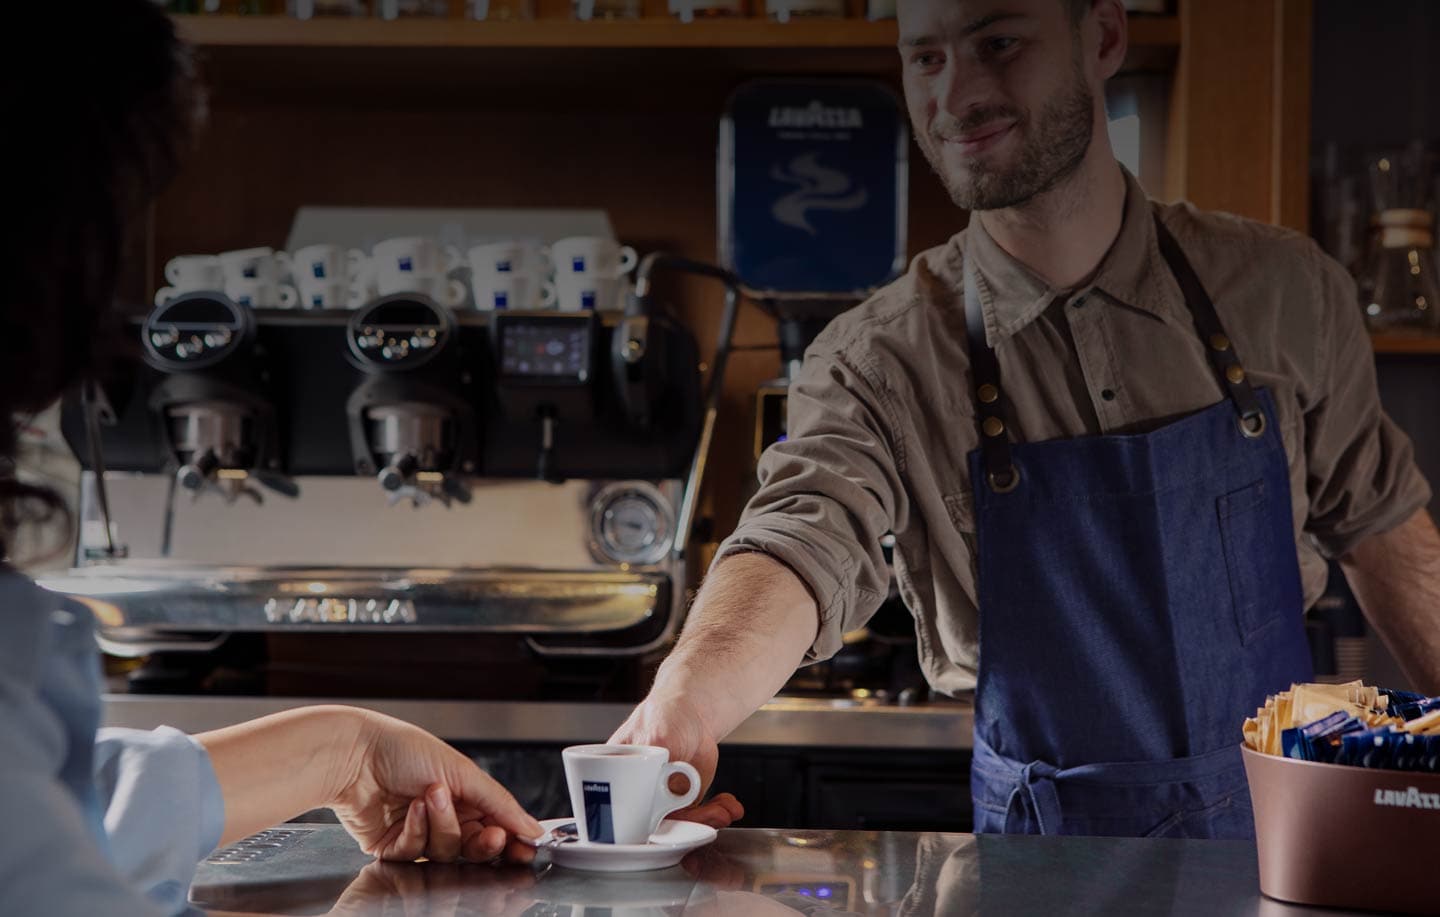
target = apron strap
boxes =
[962,261,1021,493]
[1151,215,1267,436]
[961,212,1270,480]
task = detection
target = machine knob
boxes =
[176,452,219,493]
[377,455,418,492]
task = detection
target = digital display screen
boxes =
[499,318,592,381]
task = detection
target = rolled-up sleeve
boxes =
[93,726,227,914]
[1304,243,1432,556]
[715,347,906,662]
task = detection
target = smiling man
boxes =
[613,0,1440,837]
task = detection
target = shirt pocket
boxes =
[943,491,977,536]
[1217,479,1284,644]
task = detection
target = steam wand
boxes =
[627,253,741,562]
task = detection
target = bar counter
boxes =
[103,695,976,750]
[188,824,1369,916]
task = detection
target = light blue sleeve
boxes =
[93,726,228,914]
[0,661,164,917]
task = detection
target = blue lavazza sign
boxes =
[719,79,909,298]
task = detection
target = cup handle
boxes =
[154,286,178,306]
[163,259,182,285]
[443,245,463,274]
[648,761,701,836]
[347,249,371,279]
[442,279,467,308]
[276,284,298,308]
[540,282,557,308]
[273,251,293,278]
[616,245,638,277]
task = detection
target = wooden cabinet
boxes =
[149,2,1308,539]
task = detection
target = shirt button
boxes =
[1101,389,1116,401]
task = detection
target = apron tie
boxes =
[1006,759,1062,835]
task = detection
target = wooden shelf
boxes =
[1371,333,1440,355]
[175,13,1179,50]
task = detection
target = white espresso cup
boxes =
[370,267,467,308]
[218,246,292,287]
[164,254,225,288]
[467,240,551,278]
[554,275,627,312]
[226,279,298,309]
[562,744,700,845]
[549,236,638,281]
[471,273,556,311]
[293,243,370,309]
[371,236,462,280]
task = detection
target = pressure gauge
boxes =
[588,481,675,566]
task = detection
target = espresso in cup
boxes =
[561,744,699,845]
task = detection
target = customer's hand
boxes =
[327,711,544,863]
[610,692,745,829]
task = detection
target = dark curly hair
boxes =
[1,1,204,560]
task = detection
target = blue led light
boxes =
[818,888,832,898]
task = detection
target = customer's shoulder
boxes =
[806,235,966,366]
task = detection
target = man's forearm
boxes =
[1340,508,1440,694]
[649,552,820,741]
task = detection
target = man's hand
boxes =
[609,691,744,830]
[327,711,544,863]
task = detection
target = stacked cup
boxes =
[292,244,371,310]
[217,247,298,309]
[550,236,638,312]
[466,240,556,311]
[366,237,466,308]
[155,255,226,306]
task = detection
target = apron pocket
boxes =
[1217,479,1284,645]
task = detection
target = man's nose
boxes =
[935,55,1004,123]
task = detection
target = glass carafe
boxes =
[1358,148,1440,332]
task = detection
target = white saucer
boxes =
[524,817,718,873]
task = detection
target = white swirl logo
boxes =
[769,152,869,236]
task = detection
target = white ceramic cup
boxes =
[292,243,369,284]
[164,254,225,288]
[549,237,638,281]
[298,281,367,310]
[467,240,551,278]
[554,275,628,312]
[371,236,462,280]
[226,279,298,309]
[561,744,700,845]
[218,246,292,286]
[471,274,556,311]
[370,268,467,308]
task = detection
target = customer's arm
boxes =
[612,347,907,812]
[1340,509,1440,693]
[196,706,543,860]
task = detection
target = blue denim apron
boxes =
[965,216,1314,838]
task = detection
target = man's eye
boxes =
[910,51,944,69]
[984,36,1020,55]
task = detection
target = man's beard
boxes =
[923,61,1096,212]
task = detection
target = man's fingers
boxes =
[453,768,544,840]
[671,793,744,828]
[423,784,463,863]
[378,798,429,862]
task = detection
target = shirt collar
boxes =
[956,168,1188,346]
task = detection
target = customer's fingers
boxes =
[376,798,429,862]
[423,785,463,863]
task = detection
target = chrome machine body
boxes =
[46,263,739,699]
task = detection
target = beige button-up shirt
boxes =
[716,170,1431,697]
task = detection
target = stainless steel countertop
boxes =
[101,694,976,750]
[187,824,1370,916]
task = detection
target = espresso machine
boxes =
[43,250,740,701]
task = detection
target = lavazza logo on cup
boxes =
[1373,786,1440,810]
